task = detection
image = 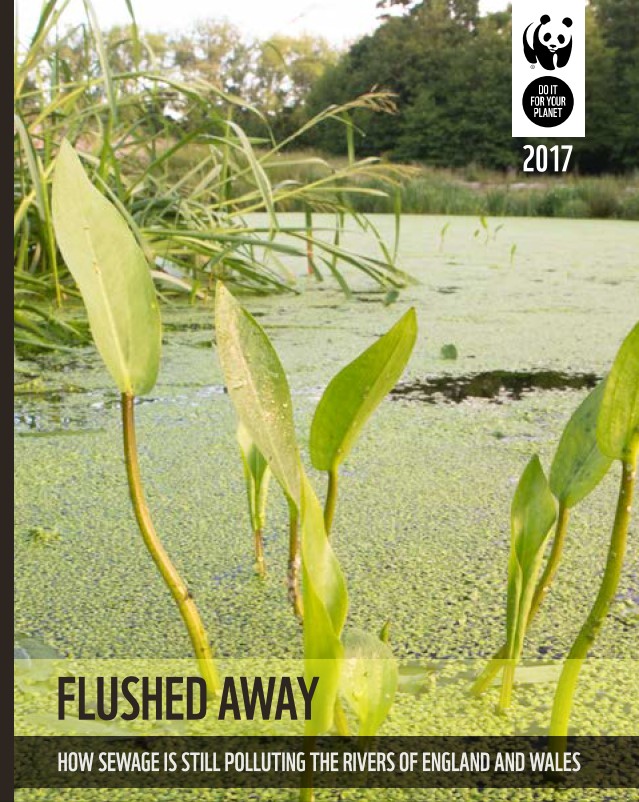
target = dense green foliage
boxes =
[51,17,339,139]
[303,0,639,173]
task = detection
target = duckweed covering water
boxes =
[15,215,639,800]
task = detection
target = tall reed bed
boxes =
[14,0,413,353]
[314,170,639,220]
[155,146,639,220]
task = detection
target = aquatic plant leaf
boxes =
[301,473,348,735]
[237,423,271,532]
[506,456,557,663]
[310,308,417,471]
[549,381,613,507]
[440,343,458,361]
[341,629,398,737]
[215,283,300,506]
[597,322,639,460]
[52,140,160,396]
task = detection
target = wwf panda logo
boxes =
[523,14,573,70]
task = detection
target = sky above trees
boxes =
[16,0,508,44]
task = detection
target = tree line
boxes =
[47,0,638,173]
[301,0,639,173]
[44,19,339,136]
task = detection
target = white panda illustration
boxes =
[524,14,573,70]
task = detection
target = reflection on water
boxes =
[13,388,231,436]
[14,390,119,435]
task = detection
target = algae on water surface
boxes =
[14,215,639,801]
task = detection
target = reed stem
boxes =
[323,468,339,536]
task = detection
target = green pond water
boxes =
[14,215,639,800]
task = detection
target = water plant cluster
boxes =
[473,324,639,740]
[51,140,637,796]
[52,139,417,757]
[14,0,412,354]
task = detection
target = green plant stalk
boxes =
[323,468,339,536]
[288,502,303,619]
[471,503,571,697]
[245,470,267,578]
[254,527,266,578]
[305,205,315,276]
[550,435,638,741]
[300,783,314,802]
[319,468,350,734]
[121,393,220,696]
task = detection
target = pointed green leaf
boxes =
[310,308,418,471]
[549,381,613,508]
[227,121,278,234]
[237,424,271,532]
[506,456,557,663]
[301,473,348,735]
[52,140,160,396]
[237,424,270,488]
[215,283,300,506]
[341,629,398,737]
[597,323,639,460]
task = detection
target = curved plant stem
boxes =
[472,503,571,697]
[254,527,266,578]
[323,467,338,536]
[121,393,220,697]
[550,437,638,741]
[288,501,303,619]
[528,502,571,624]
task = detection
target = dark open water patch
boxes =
[390,370,599,404]
[15,370,601,436]
[163,321,213,332]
